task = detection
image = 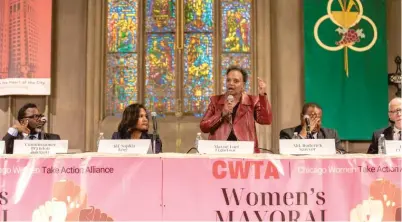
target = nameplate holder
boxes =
[13,140,68,155]
[98,139,152,154]
[198,140,254,154]
[0,141,4,154]
[279,139,336,155]
[385,140,402,155]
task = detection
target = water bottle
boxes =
[97,132,105,149]
[378,134,385,154]
[292,132,298,139]
[194,132,202,149]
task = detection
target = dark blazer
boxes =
[3,132,61,154]
[111,132,162,154]
[280,125,345,153]
[367,126,393,154]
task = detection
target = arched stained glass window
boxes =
[105,0,254,117]
[106,0,139,116]
[145,0,176,113]
[183,0,214,116]
[221,0,252,92]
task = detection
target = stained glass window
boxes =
[183,0,214,116]
[105,0,254,117]
[221,0,252,92]
[145,0,176,115]
[145,0,176,32]
[106,0,138,116]
[184,33,213,117]
[145,34,176,114]
[106,54,138,114]
[184,0,214,32]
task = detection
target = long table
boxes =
[0,153,400,221]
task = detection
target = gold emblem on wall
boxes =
[314,0,377,76]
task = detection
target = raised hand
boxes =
[12,120,30,134]
[257,77,267,95]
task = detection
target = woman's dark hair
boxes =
[226,65,248,83]
[117,103,148,138]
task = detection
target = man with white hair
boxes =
[367,97,402,154]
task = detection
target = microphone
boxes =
[303,115,310,127]
[40,116,47,125]
[303,115,313,139]
[227,95,234,104]
[34,116,47,139]
[151,112,157,132]
[151,112,157,154]
[227,95,234,125]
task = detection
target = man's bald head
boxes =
[389,97,402,110]
[388,97,402,129]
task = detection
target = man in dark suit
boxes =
[367,97,402,154]
[280,102,345,154]
[2,103,60,154]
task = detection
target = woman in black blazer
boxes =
[111,103,162,153]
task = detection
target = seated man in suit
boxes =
[367,97,402,154]
[2,103,60,154]
[280,102,345,154]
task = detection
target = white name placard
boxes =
[98,139,152,154]
[198,140,254,154]
[385,140,402,155]
[13,140,68,155]
[0,141,4,154]
[279,139,336,155]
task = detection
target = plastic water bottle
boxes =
[97,132,105,149]
[378,134,385,154]
[292,132,298,139]
[194,132,202,149]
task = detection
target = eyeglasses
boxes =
[24,114,43,119]
[389,109,402,114]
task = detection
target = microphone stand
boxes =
[306,125,313,139]
[39,116,47,140]
[152,119,157,154]
[229,113,233,129]
[40,126,44,140]
[152,130,157,154]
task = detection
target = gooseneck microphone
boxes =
[303,115,313,139]
[38,116,47,140]
[227,95,234,125]
[151,112,157,154]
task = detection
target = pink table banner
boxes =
[0,156,163,221]
[162,156,402,221]
[0,155,401,221]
